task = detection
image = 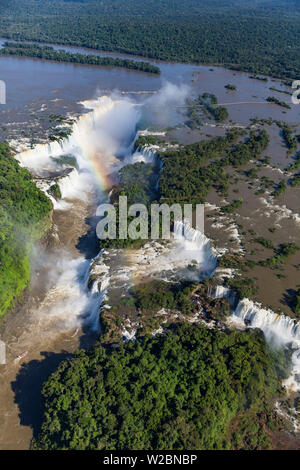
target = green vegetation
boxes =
[159,134,235,205]
[49,128,72,143]
[266,96,291,109]
[186,93,229,129]
[291,173,300,187]
[48,183,61,201]
[0,42,160,74]
[221,199,243,214]
[218,255,245,270]
[273,180,287,197]
[290,288,300,316]
[159,129,269,206]
[1,1,300,80]
[0,143,52,317]
[226,130,269,167]
[245,168,258,179]
[225,84,237,91]
[249,75,268,82]
[287,153,300,171]
[48,114,75,143]
[217,254,257,273]
[260,243,299,268]
[33,323,284,450]
[255,237,275,250]
[280,124,298,155]
[50,154,78,169]
[134,135,163,151]
[224,276,258,299]
[132,280,194,315]
[269,87,291,96]
[213,106,229,122]
[100,161,159,249]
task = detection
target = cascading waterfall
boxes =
[233,298,300,391]
[173,220,218,277]
[205,283,300,390]
[179,202,300,393]
[122,145,158,166]
[17,96,140,204]
[13,96,140,334]
[234,299,300,343]
[14,91,300,391]
[212,285,231,299]
[208,281,300,390]
[84,250,111,331]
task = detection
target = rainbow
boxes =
[15,96,136,195]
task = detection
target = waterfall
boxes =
[233,298,300,343]
[82,250,111,332]
[173,220,218,277]
[14,92,300,390]
[122,145,158,166]
[207,285,238,308]
[232,298,300,391]
[213,285,231,299]
[16,96,140,188]
[205,286,300,390]
[11,96,140,334]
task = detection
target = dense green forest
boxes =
[187,93,229,128]
[159,129,269,206]
[0,143,52,317]
[0,42,160,74]
[0,1,300,79]
[33,323,286,450]
[99,161,159,249]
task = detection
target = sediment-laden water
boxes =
[0,45,300,447]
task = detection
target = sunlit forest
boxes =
[0,0,300,79]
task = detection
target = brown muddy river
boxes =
[0,38,299,140]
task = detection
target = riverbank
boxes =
[0,42,161,75]
[1,0,300,82]
[0,143,53,320]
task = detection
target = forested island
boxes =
[33,323,286,450]
[159,129,269,206]
[0,42,160,74]
[0,0,300,80]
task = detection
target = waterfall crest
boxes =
[173,220,218,277]
[232,298,300,390]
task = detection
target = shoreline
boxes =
[0,36,291,83]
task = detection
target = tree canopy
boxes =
[33,323,284,450]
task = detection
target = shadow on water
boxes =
[11,333,97,444]
[282,288,297,311]
[76,213,101,259]
[11,351,71,442]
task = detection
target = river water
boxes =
[0,38,299,140]
[0,42,300,449]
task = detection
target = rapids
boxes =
[1,89,300,451]
[14,89,300,384]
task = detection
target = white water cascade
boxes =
[17,96,140,206]
[173,221,218,277]
[122,145,158,166]
[14,92,300,392]
[208,284,236,302]
[232,298,300,391]
[12,96,140,335]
